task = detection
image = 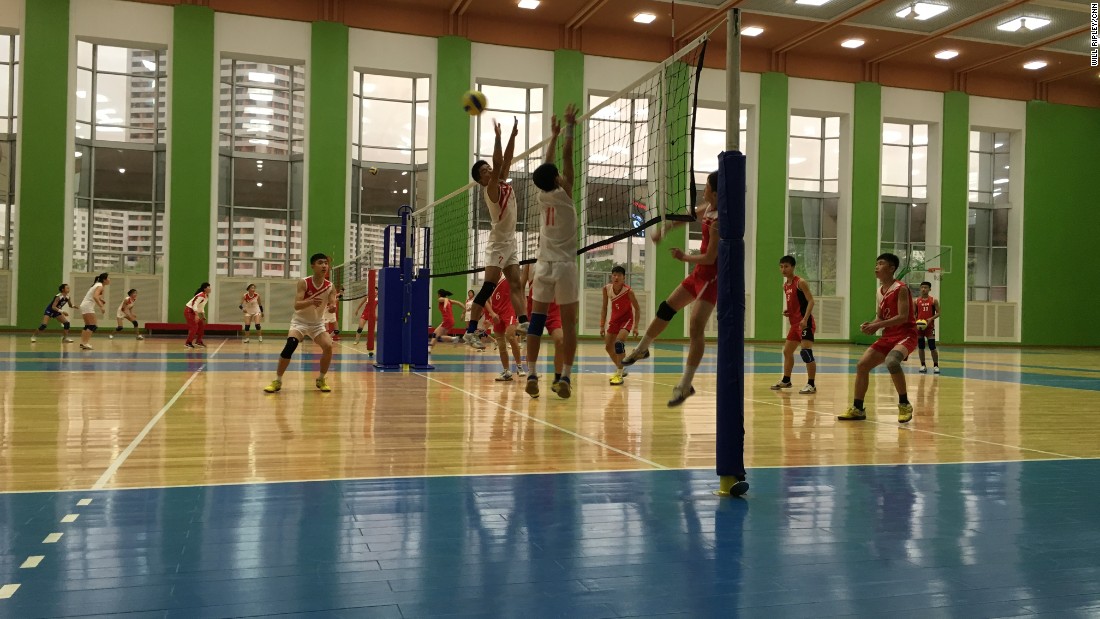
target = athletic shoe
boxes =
[495,371,514,382]
[898,403,914,424]
[609,373,624,386]
[367,351,374,358]
[316,377,332,393]
[525,376,540,398]
[243,337,250,344]
[108,334,114,339]
[195,342,206,348]
[62,338,73,343]
[185,343,195,349]
[933,366,940,374]
[136,335,144,341]
[799,384,816,394]
[837,406,866,421]
[30,335,36,343]
[516,365,527,377]
[463,332,485,350]
[555,376,572,399]
[770,381,793,390]
[515,322,529,336]
[258,336,263,343]
[668,385,696,407]
[264,379,282,393]
[80,344,93,350]
[919,366,927,374]
[621,348,650,366]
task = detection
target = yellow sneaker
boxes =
[609,373,624,386]
[837,406,866,421]
[898,403,914,423]
[316,377,332,393]
[263,379,282,393]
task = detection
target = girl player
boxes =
[354,290,378,356]
[32,284,75,344]
[79,273,109,350]
[112,288,144,340]
[185,282,211,349]
[600,266,640,385]
[240,284,264,343]
[484,277,524,381]
[428,289,462,352]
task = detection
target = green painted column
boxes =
[1023,102,1100,346]
[850,82,881,344]
[652,61,692,339]
[751,72,788,341]
[307,21,349,264]
[939,91,968,345]
[432,36,471,325]
[553,49,584,330]
[167,4,214,315]
[16,0,69,326]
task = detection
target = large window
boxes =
[968,130,1011,301]
[0,33,17,270]
[73,42,166,274]
[689,107,748,265]
[216,58,305,278]
[350,71,429,269]
[786,115,840,295]
[880,122,928,283]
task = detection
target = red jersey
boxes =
[915,295,936,322]
[304,276,332,300]
[361,299,377,321]
[783,276,811,325]
[605,283,634,324]
[691,206,718,281]
[879,280,917,339]
[438,298,456,326]
[490,279,515,321]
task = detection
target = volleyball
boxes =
[463,90,487,116]
[916,319,928,330]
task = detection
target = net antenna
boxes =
[413,29,713,279]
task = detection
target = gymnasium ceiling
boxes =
[143,0,1100,106]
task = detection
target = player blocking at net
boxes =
[525,103,580,399]
[463,117,530,350]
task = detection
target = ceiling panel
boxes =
[952,4,1086,46]
[789,22,929,57]
[1040,32,1093,54]
[738,0,871,22]
[848,0,1008,34]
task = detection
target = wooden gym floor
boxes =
[1,334,1098,616]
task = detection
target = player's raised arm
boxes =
[499,117,519,179]
[544,114,560,166]
[561,103,577,198]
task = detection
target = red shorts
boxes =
[680,271,718,305]
[545,304,562,333]
[439,319,455,331]
[492,314,516,335]
[786,316,816,342]
[608,317,634,335]
[918,324,935,339]
[871,332,919,358]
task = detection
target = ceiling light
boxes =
[518,0,539,8]
[896,3,948,20]
[795,0,833,5]
[248,89,273,102]
[841,39,865,49]
[256,182,263,187]
[997,17,1051,32]
[934,50,959,60]
[118,168,126,174]
[1023,60,1047,70]
[634,13,657,24]
[246,107,273,116]
[742,26,764,37]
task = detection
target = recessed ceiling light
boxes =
[742,26,764,37]
[518,0,539,9]
[634,13,656,24]
[997,17,1051,32]
[896,2,948,20]
[118,168,126,174]
[934,50,959,60]
[1023,60,1047,70]
[795,0,833,5]
[841,39,865,49]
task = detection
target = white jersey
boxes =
[537,187,577,262]
[242,292,261,316]
[82,282,103,308]
[293,276,333,325]
[186,292,208,314]
[485,182,516,245]
[116,297,135,319]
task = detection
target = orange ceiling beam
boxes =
[772,0,888,55]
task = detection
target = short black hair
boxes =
[127,289,137,296]
[58,283,68,292]
[921,281,932,288]
[877,253,900,272]
[780,255,796,267]
[438,288,453,298]
[532,162,559,192]
[471,160,489,182]
[310,253,329,265]
[707,171,718,192]
[611,265,626,276]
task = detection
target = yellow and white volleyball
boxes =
[462,90,487,116]
[368,166,379,176]
[916,319,928,331]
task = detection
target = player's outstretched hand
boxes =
[551,115,561,136]
[860,321,876,335]
[670,247,686,262]
[511,117,519,137]
[564,103,578,125]
[493,120,501,137]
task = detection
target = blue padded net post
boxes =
[716,150,748,496]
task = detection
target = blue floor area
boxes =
[3,460,1100,618]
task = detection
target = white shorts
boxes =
[289,319,328,341]
[322,311,336,323]
[80,302,98,316]
[116,311,128,320]
[484,240,519,270]
[243,310,262,318]
[532,260,579,306]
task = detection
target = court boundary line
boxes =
[90,340,227,490]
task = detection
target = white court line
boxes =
[60,514,78,523]
[0,584,19,599]
[623,372,1083,461]
[415,372,668,470]
[20,556,43,569]
[92,340,226,490]
[42,533,62,544]
[77,498,92,506]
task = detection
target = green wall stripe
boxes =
[307,21,349,267]
[432,36,471,324]
[1023,101,1100,346]
[939,90,968,344]
[752,72,788,341]
[16,0,69,326]
[553,49,584,317]
[850,81,881,343]
[167,4,214,316]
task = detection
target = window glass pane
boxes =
[993,133,1010,152]
[74,145,92,197]
[95,46,131,73]
[977,152,993,194]
[789,138,821,181]
[880,202,905,244]
[789,239,821,281]
[416,78,429,100]
[360,147,412,165]
[911,203,927,243]
[911,145,927,186]
[883,123,909,145]
[823,138,839,180]
[789,115,821,138]
[821,239,837,289]
[824,116,840,139]
[912,124,928,146]
[233,158,288,208]
[218,155,232,205]
[788,179,819,192]
[823,180,838,194]
[978,131,993,151]
[968,130,980,151]
[969,208,990,247]
[530,88,544,112]
[361,99,413,148]
[415,102,429,149]
[696,107,725,130]
[362,74,412,100]
[970,247,991,287]
[992,208,1009,246]
[967,152,981,192]
[93,148,155,201]
[77,40,93,68]
[480,84,527,112]
[789,197,821,238]
[822,198,838,239]
[970,287,990,302]
[912,186,927,200]
[990,287,1007,302]
[991,247,1007,286]
[881,145,909,187]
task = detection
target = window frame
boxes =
[967,130,1012,302]
[0,32,17,271]
[786,114,841,296]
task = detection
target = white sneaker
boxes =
[136,335,145,341]
[243,337,250,343]
[516,365,527,377]
[933,366,941,374]
[495,370,513,382]
[462,332,485,350]
[30,335,36,343]
[799,384,816,394]
[258,336,263,342]
[108,334,114,339]
[919,366,927,374]
[80,344,93,350]
[63,338,74,343]
[770,381,793,390]
[515,322,529,336]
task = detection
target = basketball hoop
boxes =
[928,267,942,281]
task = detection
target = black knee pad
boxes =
[928,338,937,351]
[86,325,98,332]
[800,348,814,364]
[244,324,251,331]
[614,341,625,354]
[356,328,363,334]
[473,281,497,307]
[63,322,71,329]
[37,324,47,331]
[255,324,261,331]
[656,301,677,322]
[280,337,300,360]
[918,337,926,350]
[131,321,139,329]
[115,326,123,332]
